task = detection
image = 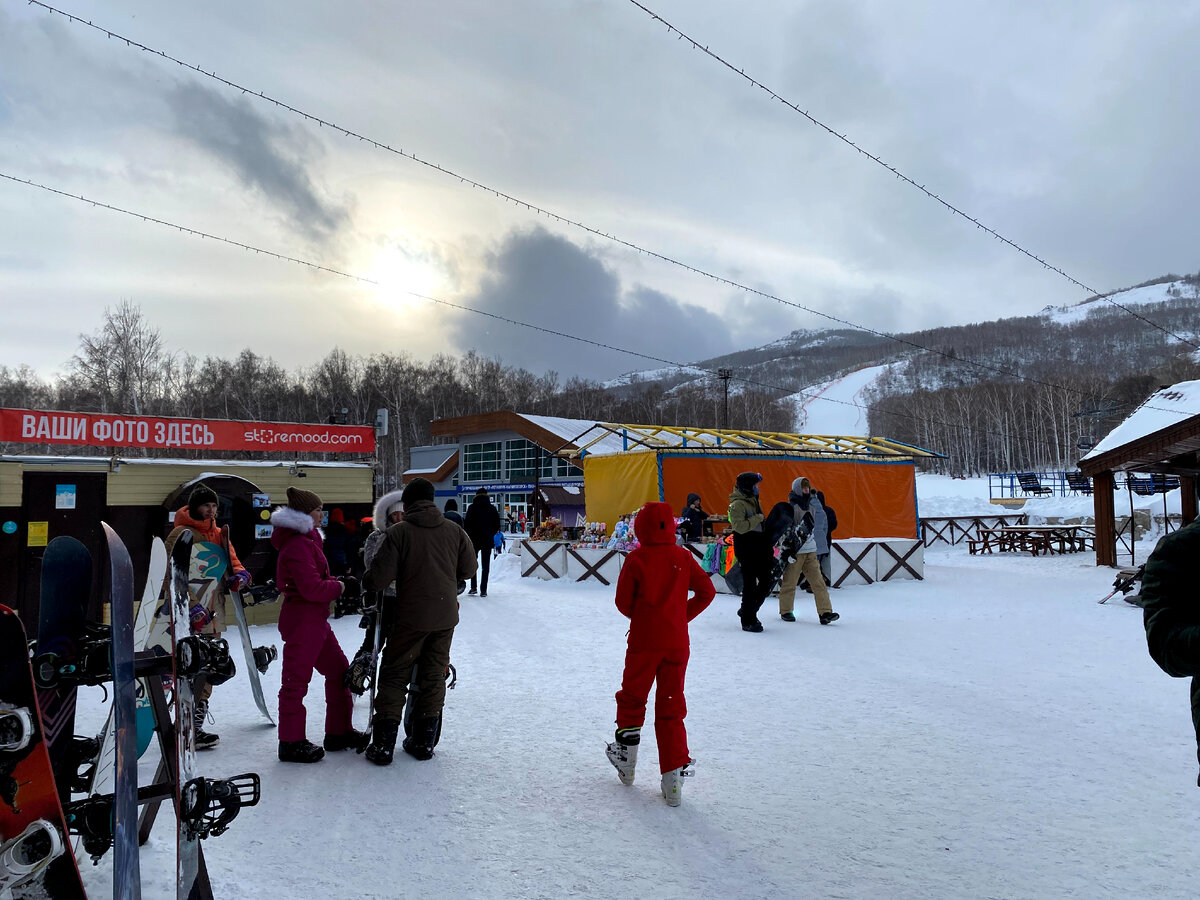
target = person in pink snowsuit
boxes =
[271,487,366,763]
[606,502,716,806]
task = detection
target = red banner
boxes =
[0,408,375,454]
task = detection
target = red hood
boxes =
[634,502,677,545]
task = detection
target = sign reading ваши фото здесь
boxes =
[0,407,376,454]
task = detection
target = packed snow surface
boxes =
[71,532,1200,899]
[791,364,892,436]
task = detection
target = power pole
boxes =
[717,368,733,430]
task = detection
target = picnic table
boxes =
[968,525,1095,556]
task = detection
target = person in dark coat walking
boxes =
[1141,520,1200,784]
[464,488,501,596]
[322,508,351,576]
[727,472,774,632]
[443,498,465,528]
[606,502,715,807]
[679,493,708,542]
[362,477,476,764]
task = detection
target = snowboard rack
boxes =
[32,623,114,690]
[180,774,261,841]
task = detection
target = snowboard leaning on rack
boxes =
[0,604,87,899]
[33,535,92,809]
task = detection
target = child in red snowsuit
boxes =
[607,502,715,806]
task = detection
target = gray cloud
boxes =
[168,81,347,241]
[449,228,737,379]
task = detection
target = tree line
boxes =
[1,302,793,488]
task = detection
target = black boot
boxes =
[402,715,440,761]
[324,728,370,752]
[278,739,325,763]
[365,718,400,766]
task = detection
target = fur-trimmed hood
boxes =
[270,506,316,548]
[373,488,406,533]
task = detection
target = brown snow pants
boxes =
[778,552,832,617]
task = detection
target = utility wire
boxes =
[25,0,1196,400]
[3,168,1126,456]
[626,0,1199,352]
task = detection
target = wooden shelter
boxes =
[1077,382,1200,566]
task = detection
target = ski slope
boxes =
[792,364,892,436]
[70,531,1200,899]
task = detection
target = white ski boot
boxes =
[660,759,695,807]
[606,727,640,785]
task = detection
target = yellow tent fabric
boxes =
[583,452,659,530]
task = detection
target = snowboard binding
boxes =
[64,793,117,862]
[176,635,235,684]
[242,580,280,606]
[180,773,261,841]
[64,734,100,795]
[0,819,66,891]
[33,623,114,690]
[252,645,278,675]
[0,706,35,754]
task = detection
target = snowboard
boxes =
[0,604,87,899]
[104,522,142,898]
[88,536,169,808]
[33,536,91,808]
[215,528,276,724]
[169,530,202,898]
[345,593,384,741]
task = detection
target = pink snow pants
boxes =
[615,647,690,773]
[277,600,353,743]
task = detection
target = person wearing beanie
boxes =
[606,502,715,807]
[679,492,708,542]
[777,476,838,625]
[362,477,476,765]
[169,481,250,750]
[464,487,501,596]
[271,487,366,763]
[443,498,464,528]
[727,472,773,633]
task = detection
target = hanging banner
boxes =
[0,408,375,454]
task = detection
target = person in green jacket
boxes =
[727,472,774,633]
[1142,519,1200,785]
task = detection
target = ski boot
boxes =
[193,699,219,750]
[365,718,400,766]
[605,727,640,785]
[402,715,440,761]
[660,759,695,807]
[0,706,34,753]
[278,739,325,764]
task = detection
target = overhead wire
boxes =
[23,0,1197,407]
[624,0,1199,352]
[1,168,1123,456]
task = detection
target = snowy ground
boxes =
[791,365,891,436]
[72,541,1200,899]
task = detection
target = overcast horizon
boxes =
[2,0,1198,382]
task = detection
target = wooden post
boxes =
[1092,470,1116,566]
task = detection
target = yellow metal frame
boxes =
[558,422,942,460]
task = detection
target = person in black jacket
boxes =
[1141,519,1200,784]
[463,488,501,596]
[816,489,837,587]
[443,498,465,528]
[679,493,708,542]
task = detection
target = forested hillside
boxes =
[4,273,1198,482]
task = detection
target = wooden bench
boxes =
[1016,472,1054,496]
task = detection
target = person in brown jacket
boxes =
[361,477,476,764]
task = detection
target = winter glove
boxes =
[189,603,213,632]
[226,570,251,592]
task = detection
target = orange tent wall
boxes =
[659,454,918,539]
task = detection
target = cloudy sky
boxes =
[1,0,1198,381]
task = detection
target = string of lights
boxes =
[3,168,1128,456]
[625,0,1199,351]
[25,0,1196,403]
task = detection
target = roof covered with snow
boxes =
[1082,380,1200,460]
